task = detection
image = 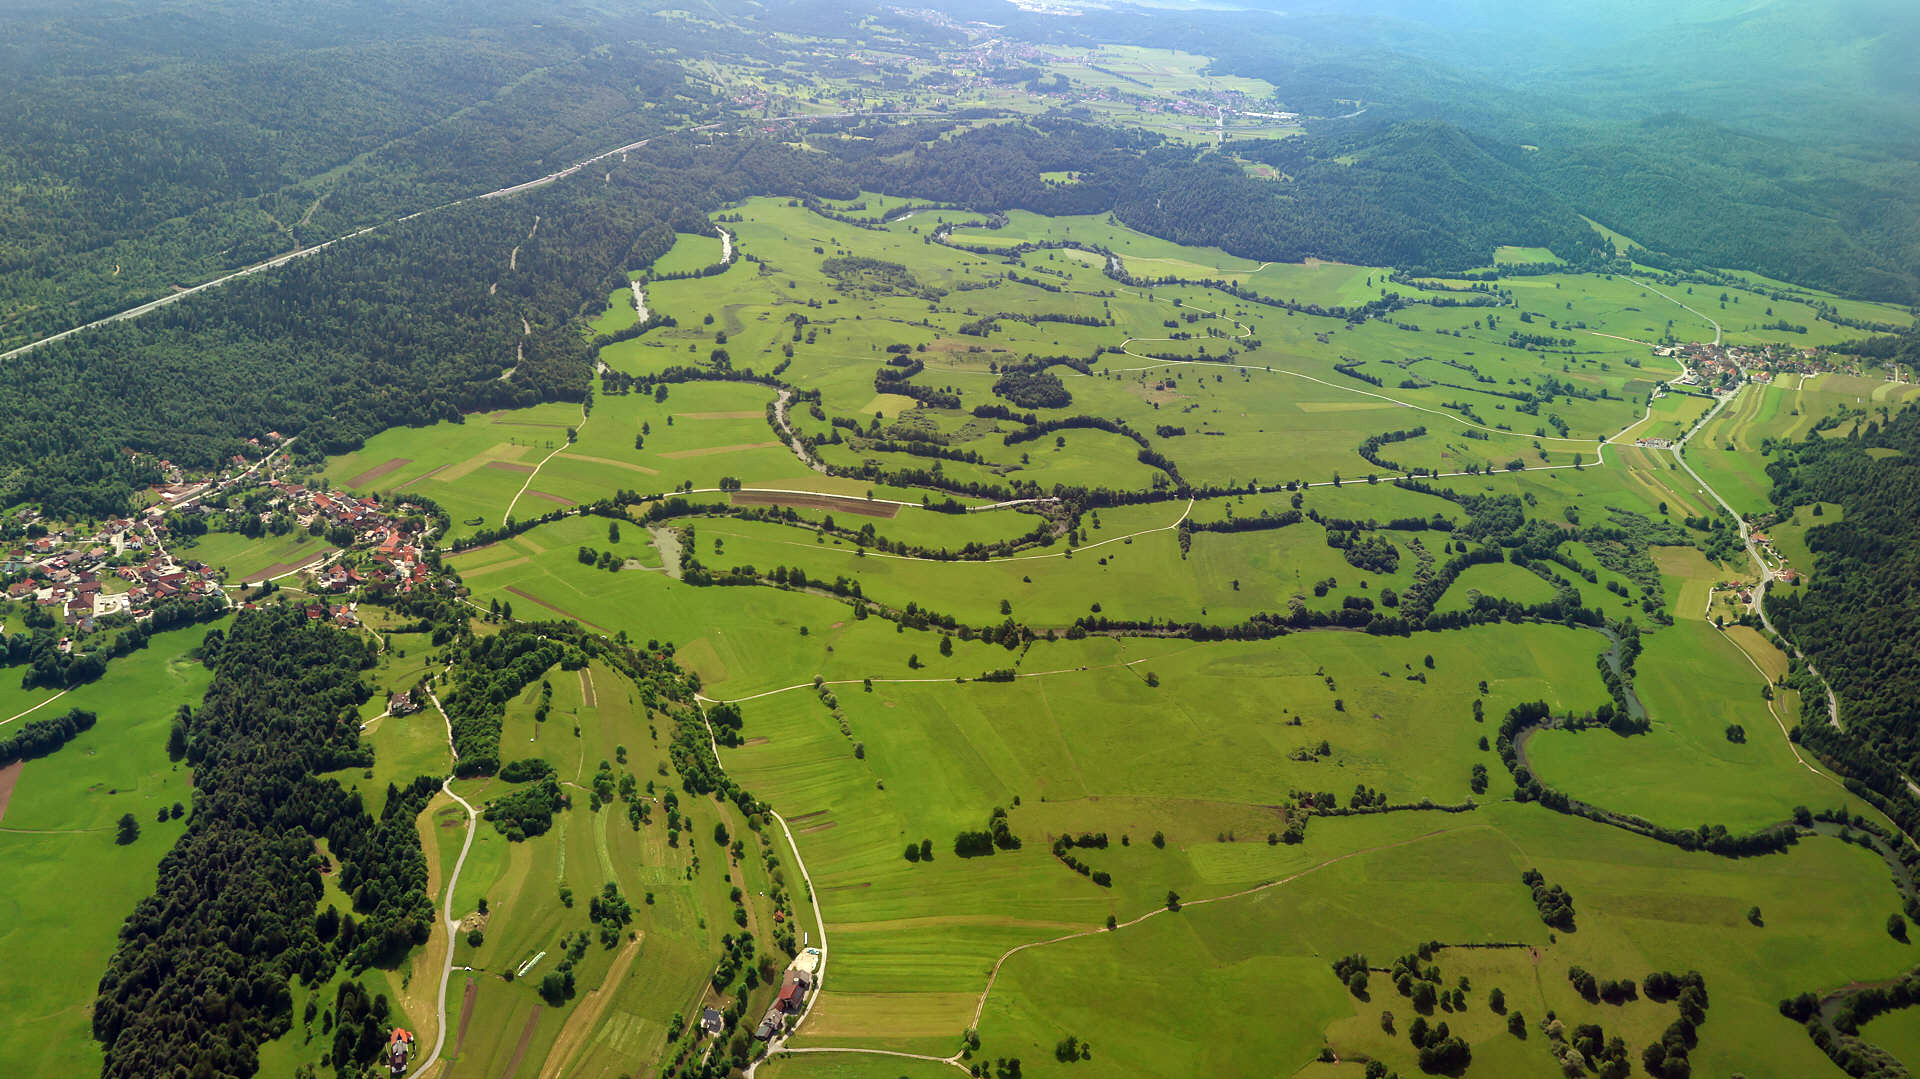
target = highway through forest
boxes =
[0,110,936,363]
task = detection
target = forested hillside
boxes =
[1124,124,1611,271]
[1015,0,1920,303]
[0,174,676,517]
[92,607,435,1079]
[1767,393,1920,813]
[0,0,706,348]
[1523,116,1920,304]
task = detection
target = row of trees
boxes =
[0,706,95,764]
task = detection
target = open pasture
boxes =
[1526,620,1851,832]
[724,625,1617,1048]
[943,800,1914,1079]
[310,197,1920,1079]
[0,624,221,1079]
[180,528,335,583]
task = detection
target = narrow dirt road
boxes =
[500,398,590,524]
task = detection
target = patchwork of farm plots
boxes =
[306,203,1920,1076]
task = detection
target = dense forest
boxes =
[852,119,1614,272]
[1766,395,1920,821]
[0,171,673,518]
[0,0,713,347]
[1125,125,1613,272]
[92,608,435,1079]
[1521,115,1920,304]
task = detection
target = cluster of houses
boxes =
[301,601,363,628]
[311,530,431,595]
[2,523,223,635]
[257,479,435,593]
[1663,341,1842,391]
[0,437,440,646]
[1748,532,1802,585]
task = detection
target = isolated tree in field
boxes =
[116,813,139,845]
[1412,980,1438,1013]
[1891,913,1909,941]
[939,636,953,657]
[1488,987,1505,1013]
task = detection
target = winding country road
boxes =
[411,686,478,1079]
[1665,359,1842,729]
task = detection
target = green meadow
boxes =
[0,623,223,1079]
[178,528,335,583]
[302,197,1920,1077]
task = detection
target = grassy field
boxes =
[295,197,1920,1079]
[0,622,224,1079]
[1526,620,1847,831]
[176,528,335,583]
[1859,1008,1920,1071]
[970,801,1908,1079]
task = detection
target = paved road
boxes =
[0,110,934,363]
[1670,378,1843,729]
[412,688,477,1079]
